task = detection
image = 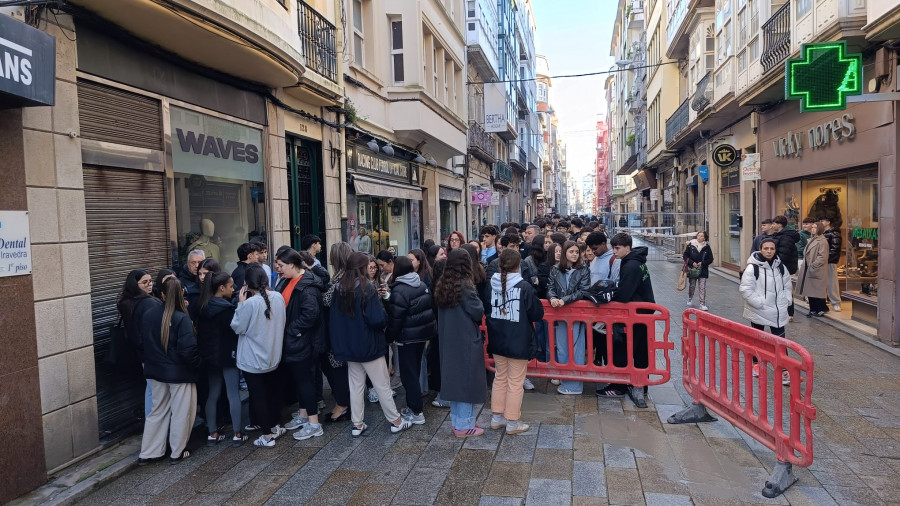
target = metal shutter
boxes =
[84,167,170,442]
[78,80,163,151]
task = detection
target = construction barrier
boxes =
[670,309,817,498]
[482,300,673,388]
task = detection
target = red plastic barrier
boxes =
[482,300,673,387]
[681,309,817,467]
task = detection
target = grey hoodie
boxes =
[395,272,421,288]
[230,290,287,374]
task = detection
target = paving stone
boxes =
[859,474,900,503]
[271,458,342,503]
[434,478,484,506]
[366,453,420,484]
[781,485,840,506]
[416,440,464,469]
[821,484,887,506]
[573,435,605,462]
[260,447,318,476]
[495,430,538,463]
[604,468,644,506]
[808,458,866,488]
[202,459,270,493]
[312,429,366,460]
[643,492,693,506]
[647,385,685,406]
[571,497,608,506]
[482,462,531,498]
[392,467,448,505]
[447,449,494,482]
[572,460,606,498]
[223,474,289,505]
[462,424,504,451]
[857,437,900,459]
[602,443,635,468]
[705,437,763,467]
[575,395,599,414]
[529,449,573,480]
[524,478,571,506]
[477,496,524,506]
[307,470,370,506]
[348,483,399,506]
[182,493,232,506]
[634,457,689,496]
[148,472,218,504]
[536,424,574,449]
[696,417,743,439]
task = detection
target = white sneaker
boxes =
[523,378,535,391]
[550,379,561,385]
[699,304,709,311]
[293,423,324,440]
[253,435,275,448]
[391,419,413,433]
[351,423,368,437]
[270,425,286,439]
[686,298,693,307]
[367,389,379,403]
[506,421,530,435]
[832,304,842,312]
[401,407,426,425]
[284,415,308,430]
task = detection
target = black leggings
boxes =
[427,335,442,393]
[320,355,350,408]
[288,357,319,417]
[397,342,425,414]
[750,323,785,364]
[808,297,828,313]
[243,370,282,434]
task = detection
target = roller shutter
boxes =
[78,80,163,151]
[84,167,170,442]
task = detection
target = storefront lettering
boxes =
[852,227,878,241]
[774,114,854,158]
[357,152,409,179]
[176,128,260,164]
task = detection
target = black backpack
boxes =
[746,263,785,280]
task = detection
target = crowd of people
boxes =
[116,216,661,465]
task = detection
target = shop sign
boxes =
[354,150,410,182]
[740,153,761,181]
[773,113,855,158]
[698,165,709,181]
[785,41,862,113]
[471,190,491,206]
[852,227,878,248]
[171,106,263,181]
[491,192,500,206]
[0,211,32,277]
[484,82,508,133]
[439,186,462,202]
[712,144,738,167]
[649,189,659,202]
[0,14,56,107]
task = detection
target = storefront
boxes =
[439,186,462,241]
[345,141,423,255]
[719,151,742,268]
[758,100,897,340]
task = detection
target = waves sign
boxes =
[0,14,55,107]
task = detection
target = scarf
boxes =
[281,275,302,307]
[689,238,708,251]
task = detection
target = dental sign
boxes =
[785,41,861,113]
[0,211,32,277]
[773,113,855,158]
[0,14,55,107]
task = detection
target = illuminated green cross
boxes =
[785,41,862,113]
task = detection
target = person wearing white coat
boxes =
[739,238,793,385]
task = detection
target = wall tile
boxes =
[35,299,66,358]
[38,354,69,414]
[54,134,83,189]
[51,80,79,135]
[57,189,88,242]
[0,367,46,503]
[23,129,56,187]
[280,200,290,231]
[42,406,73,470]
[31,243,63,301]
[64,295,94,350]
[70,397,99,457]
[22,106,52,131]
[325,178,341,204]
[67,347,96,404]
[26,187,60,244]
[45,22,77,83]
[61,242,91,297]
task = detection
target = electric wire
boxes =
[466,60,683,85]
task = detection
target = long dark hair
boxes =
[497,249,521,315]
[151,269,175,299]
[118,269,150,320]
[425,245,443,267]
[408,248,432,281]
[545,243,562,268]
[245,264,273,319]
[459,243,486,285]
[339,252,373,316]
[198,271,232,313]
[390,256,415,284]
[160,278,188,351]
[529,235,546,263]
[558,240,584,272]
[434,249,474,308]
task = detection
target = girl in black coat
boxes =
[196,272,246,446]
[387,257,437,422]
[276,249,326,441]
[117,269,154,419]
[682,231,714,311]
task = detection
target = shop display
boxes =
[807,188,843,228]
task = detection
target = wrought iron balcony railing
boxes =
[691,71,712,112]
[761,1,791,74]
[493,161,513,185]
[665,99,690,145]
[297,0,337,83]
[468,121,496,160]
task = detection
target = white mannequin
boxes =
[188,218,221,261]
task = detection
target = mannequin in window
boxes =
[188,218,221,262]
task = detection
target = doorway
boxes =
[286,136,326,261]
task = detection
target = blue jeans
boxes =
[535,320,549,362]
[555,321,586,393]
[450,401,477,430]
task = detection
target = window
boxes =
[391,20,404,83]
[738,49,747,72]
[738,7,747,47]
[749,37,759,61]
[749,0,759,33]
[648,96,660,146]
[352,0,364,66]
[467,0,475,18]
[717,21,732,64]
[796,0,812,18]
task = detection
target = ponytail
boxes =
[497,249,521,316]
[259,289,272,319]
[244,264,272,320]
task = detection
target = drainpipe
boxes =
[336,0,348,221]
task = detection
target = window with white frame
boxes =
[738,7,747,47]
[352,0,365,66]
[648,96,660,146]
[718,20,732,64]
[749,0,759,33]
[391,19,404,83]
[796,0,812,18]
[738,49,747,73]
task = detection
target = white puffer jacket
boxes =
[739,252,793,329]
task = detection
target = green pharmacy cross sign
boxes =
[785,41,862,113]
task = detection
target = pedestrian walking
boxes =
[485,249,543,435]
[196,272,247,446]
[330,252,412,436]
[434,249,487,437]
[320,242,352,423]
[387,256,437,425]
[683,231,714,311]
[739,238,792,385]
[821,217,843,311]
[136,278,201,465]
[796,221,829,317]
[548,241,591,395]
[770,216,800,320]
[230,264,287,447]
[276,249,326,441]
[117,269,155,418]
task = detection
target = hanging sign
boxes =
[740,153,761,181]
[0,14,56,107]
[0,211,32,277]
[785,41,862,113]
[712,144,738,167]
[471,190,492,206]
[491,192,500,206]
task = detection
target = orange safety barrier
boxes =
[481,300,673,387]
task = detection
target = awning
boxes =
[353,175,422,200]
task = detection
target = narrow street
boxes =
[74,258,900,506]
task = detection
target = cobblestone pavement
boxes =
[77,259,900,506]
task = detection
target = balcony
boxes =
[509,142,527,172]
[297,0,337,83]
[528,146,541,171]
[691,71,712,113]
[493,161,513,188]
[665,99,690,146]
[761,2,791,73]
[468,121,496,163]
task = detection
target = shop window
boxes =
[844,170,879,299]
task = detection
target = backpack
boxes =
[747,263,785,280]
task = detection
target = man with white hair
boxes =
[179,249,205,313]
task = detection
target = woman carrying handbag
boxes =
[683,231,714,311]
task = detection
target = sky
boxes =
[531,0,618,183]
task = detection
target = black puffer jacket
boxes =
[772,228,800,275]
[282,271,325,363]
[387,273,437,344]
[196,297,238,369]
[137,299,202,384]
[824,229,842,264]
